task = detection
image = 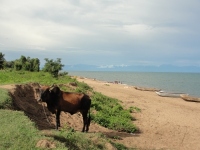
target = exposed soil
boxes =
[1,79,200,150]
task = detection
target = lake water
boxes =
[69,71,200,97]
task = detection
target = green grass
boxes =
[0,109,109,150]
[0,70,92,93]
[51,126,107,149]
[0,70,74,85]
[0,70,139,149]
[91,92,138,133]
[129,106,141,113]
[0,89,13,109]
[0,109,43,150]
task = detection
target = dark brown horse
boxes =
[38,85,91,132]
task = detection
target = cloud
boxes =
[0,0,200,68]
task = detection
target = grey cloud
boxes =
[0,0,200,68]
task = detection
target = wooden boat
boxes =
[135,86,160,92]
[156,90,187,98]
[180,94,200,102]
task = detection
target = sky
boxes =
[0,0,200,69]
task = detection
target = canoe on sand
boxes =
[156,91,187,98]
[180,94,200,102]
[135,86,160,92]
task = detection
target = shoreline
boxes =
[75,76,200,150]
[69,71,200,98]
[74,76,200,99]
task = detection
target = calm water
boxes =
[69,71,200,97]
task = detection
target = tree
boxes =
[13,55,40,72]
[0,52,5,69]
[33,58,40,72]
[14,60,22,71]
[4,61,14,69]
[19,55,27,70]
[42,58,64,77]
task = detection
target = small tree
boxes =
[0,52,5,69]
[33,58,40,72]
[20,55,27,70]
[42,58,64,77]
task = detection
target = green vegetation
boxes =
[42,58,64,78]
[0,70,71,85]
[0,108,110,150]
[0,109,43,150]
[0,52,64,77]
[91,92,137,133]
[110,141,136,150]
[53,126,108,149]
[0,89,12,109]
[14,55,40,72]
[129,106,141,113]
[0,52,5,69]
[0,70,139,149]
[2,54,40,72]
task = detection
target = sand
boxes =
[1,79,200,150]
[76,77,200,150]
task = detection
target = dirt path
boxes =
[76,77,200,150]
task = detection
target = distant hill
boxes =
[64,64,200,72]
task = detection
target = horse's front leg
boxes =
[56,110,61,130]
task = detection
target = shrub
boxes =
[91,92,137,133]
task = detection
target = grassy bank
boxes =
[0,70,139,149]
[0,108,112,150]
[91,92,137,133]
[0,109,43,150]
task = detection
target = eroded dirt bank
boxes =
[3,83,123,138]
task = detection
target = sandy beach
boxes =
[76,77,200,150]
